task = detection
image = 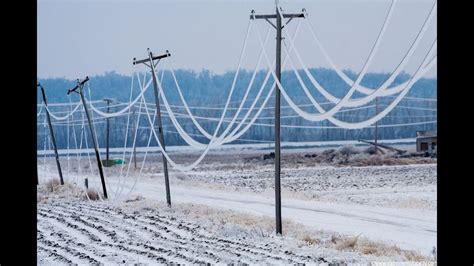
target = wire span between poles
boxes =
[301,0,437,99]
[327,41,437,129]
[159,17,303,147]
[165,24,272,140]
[111,72,136,202]
[274,0,395,120]
[163,16,302,142]
[88,77,154,118]
[37,4,437,177]
[44,101,82,121]
[42,100,436,128]
[147,20,255,149]
[37,103,43,117]
[255,9,437,127]
[118,87,159,201]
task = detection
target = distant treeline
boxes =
[37,68,437,149]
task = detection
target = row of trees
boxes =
[37,68,436,149]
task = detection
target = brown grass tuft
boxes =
[85,189,100,201]
[335,233,361,250]
[302,234,320,245]
[45,178,61,192]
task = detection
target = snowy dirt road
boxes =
[109,177,436,257]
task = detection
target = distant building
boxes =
[416,130,437,153]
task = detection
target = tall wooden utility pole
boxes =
[103,98,115,164]
[374,97,379,153]
[250,3,305,235]
[132,106,138,170]
[38,83,64,185]
[68,77,108,198]
[133,49,172,207]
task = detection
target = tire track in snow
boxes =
[40,204,238,264]
[74,202,325,264]
[47,203,222,264]
[71,202,290,263]
[38,208,169,264]
[38,201,328,264]
[72,202,303,264]
[37,225,101,264]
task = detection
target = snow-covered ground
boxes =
[37,145,437,263]
[38,198,434,264]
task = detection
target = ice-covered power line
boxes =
[162,18,303,144]
[164,23,273,141]
[38,98,435,123]
[38,1,436,175]
[254,28,437,127]
[116,119,436,131]
[253,2,437,127]
[301,1,437,99]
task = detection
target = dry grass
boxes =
[338,145,359,156]
[301,146,436,167]
[134,201,300,238]
[328,233,432,262]
[85,189,100,201]
[124,200,434,262]
[45,178,62,192]
[363,146,378,155]
[335,233,361,250]
[302,234,320,246]
[125,195,145,203]
[38,179,87,203]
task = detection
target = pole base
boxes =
[101,159,115,167]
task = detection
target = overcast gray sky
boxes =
[37,0,437,79]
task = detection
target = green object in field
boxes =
[102,159,115,167]
[113,158,126,165]
[101,158,126,167]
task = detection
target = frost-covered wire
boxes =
[164,17,300,143]
[119,90,159,201]
[281,0,397,107]
[37,100,103,107]
[44,101,82,121]
[66,101,70,174]
[276,0,395,119]
[257,9,437,127]
[218,19,303,144]
[160,18,302,147]
[325,40,437,129]
[165,21,270,140]
[88,77,154,118]
[152,19,255,149]
[81,109,95,177]
[111,72,139,202]
[302,0,437,98]
[86,83,107,202]
[37,103,43,117]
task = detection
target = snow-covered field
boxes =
[37,145,437,264]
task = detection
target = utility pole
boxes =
[374,97,379,154]
[68,77,108,199]
[38,83,64,185]
[133,48,172,207]
[103,98,115,164]
[132,106,138,170]
[250,3,305,235]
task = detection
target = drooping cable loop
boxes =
[301,0,437,99]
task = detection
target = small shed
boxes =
[416,130,437,153]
